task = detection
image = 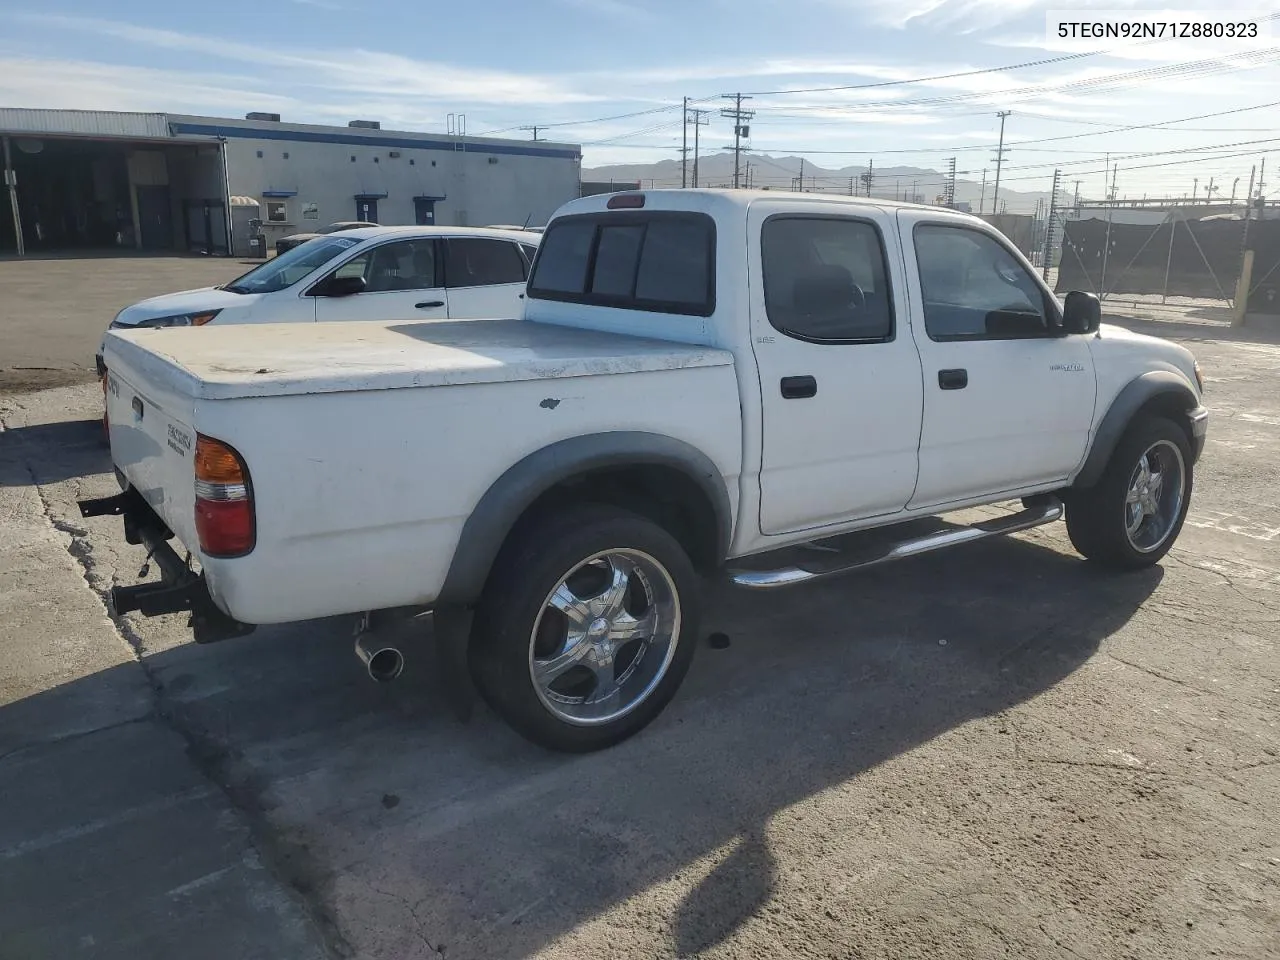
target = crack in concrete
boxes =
[14,447,353,960]
[361,879,446,957]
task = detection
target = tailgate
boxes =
[105,364,199,553]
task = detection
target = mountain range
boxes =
[582,154,1074,215]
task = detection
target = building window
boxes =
[283,151,290,160]
[350,156,356,162]
[265,200,289,223]
[409,159,415,166]
[256,150,264,158]
[373,157,379,163]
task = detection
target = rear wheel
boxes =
[469,504,700,752]
[1066,416,1192,568]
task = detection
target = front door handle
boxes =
[938,368,968,390]
[415,300,445,309]
[781,375,817,399]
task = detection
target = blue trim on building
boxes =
[261,189,297,197]
[169,122,581,161]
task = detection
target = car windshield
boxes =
[223,236,362,294]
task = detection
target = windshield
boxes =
[224,236,362,294]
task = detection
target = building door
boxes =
[136,185,172,249]
[355,198,378,223]
[414,197,436,225]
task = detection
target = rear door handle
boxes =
[780,375,817,399]
[938,368,968,390]
[415,300,445,309]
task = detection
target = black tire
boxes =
[469,503,701,753]
[1066,415,1193,569]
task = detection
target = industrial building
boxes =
[0,108,581,257]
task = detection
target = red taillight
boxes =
[194,434,255,557]
[607,192,645,209]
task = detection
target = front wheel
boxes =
[1066,415,1192,569]
[469,504,701,752]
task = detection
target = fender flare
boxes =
[1073,371,1199,488]
[437,432,733,606]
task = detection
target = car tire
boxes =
[469,503,701,753]
[1066,416,1193,569]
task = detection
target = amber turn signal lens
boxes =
[190,311,219,327]
[195,435,246,485]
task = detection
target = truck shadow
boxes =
[0,419,109,485]
[0,522,1162,959]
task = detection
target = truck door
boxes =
[896,210,1096,509]
[750,203,925,536]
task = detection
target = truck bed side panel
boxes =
[196,364,742,624]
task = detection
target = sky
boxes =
[3,0,1280,200]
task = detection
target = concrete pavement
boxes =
[0,397,333,960]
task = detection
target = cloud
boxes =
[556,0,650,20]
[0,57,296,114]
[17,15,603,107]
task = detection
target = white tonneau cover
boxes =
[104,318,734,400]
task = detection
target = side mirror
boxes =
[323,274,366,298]
[1062,291,1101,334]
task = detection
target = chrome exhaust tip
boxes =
[354,633,404,682]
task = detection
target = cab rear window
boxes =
[528,211,715,316]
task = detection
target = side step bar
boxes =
[728,497,1063,591]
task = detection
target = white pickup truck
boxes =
[83,189,1208,752]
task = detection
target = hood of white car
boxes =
[112,287,258,327]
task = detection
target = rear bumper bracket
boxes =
[77,488,255,644]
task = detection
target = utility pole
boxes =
[721,93,755,189]
[1245,165,1256,218]
[1258,156,1267,218]
[1073,179,1081,213]
[1042,168,1061,282]
[944,157,957,207]
[1110,163,1118,202]
[681,97,689,188]
[799,157,805,192]
[690,109,709,188]
[991,110,1011,215]
[849,176,855,196]
[861,158,875,197]
[979,168,987,213]
[1192,177,1199,200]
[519,125,543,140]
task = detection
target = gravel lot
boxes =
[0,257,1277,959]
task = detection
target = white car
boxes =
[96,225,539,376]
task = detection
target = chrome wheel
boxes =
[1124,439,1186,554]
[529,549,680,727]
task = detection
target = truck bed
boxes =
[104,318,733,400]
[102,317,741,625]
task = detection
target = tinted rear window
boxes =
[528,211,715,316]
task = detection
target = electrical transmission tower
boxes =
[991,110,1011,215]
[1042,168,1061,282]
[944,157,957,207]
[861,158,875,197]
[721,94,755,189]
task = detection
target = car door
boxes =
[441,237,530,318]
[896,211,1097,509]
[312,238,448,322]
[750,204,925,535]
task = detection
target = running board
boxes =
[727,497,1063,590]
